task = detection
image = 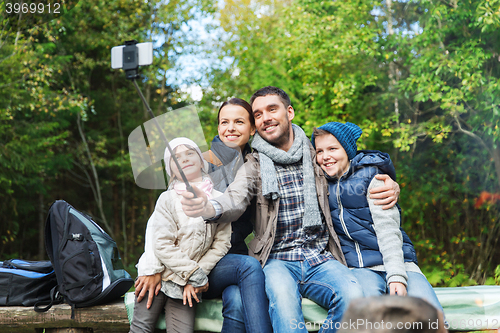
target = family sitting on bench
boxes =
[128,86,443,333]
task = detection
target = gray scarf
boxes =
[251,124,322,229]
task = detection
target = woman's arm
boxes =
[367,177,408,291]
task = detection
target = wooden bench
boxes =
[0,295,331,333]
[1,286,500,332]
[0,299,129,333]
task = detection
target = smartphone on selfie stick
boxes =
[111,40,197,198]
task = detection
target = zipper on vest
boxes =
[336,179,364,267]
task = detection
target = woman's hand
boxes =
[183,284,200,307]
[389,282,407,296]
[369,174,400,210]
[134,273,162,309]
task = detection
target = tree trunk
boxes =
[129,188,136,251]
[111,73,128,261]
[117,106,127,262]
[386,0,394,35]
[38,192,44,260]
[76,112,113,237]
[492,144,500,190]
[113,184,120,241]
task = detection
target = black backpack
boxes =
[0,259,58,306]
[38,200,133,315]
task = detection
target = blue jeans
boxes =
[351,268,443,312]
[204,253,272,333]
[263,259,363,333]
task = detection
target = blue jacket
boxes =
[327,150,417,268]
[205,136,253,255]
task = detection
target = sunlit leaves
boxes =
[205,0,500,284]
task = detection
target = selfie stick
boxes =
[122,41,197,197]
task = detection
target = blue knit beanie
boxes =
[311,122,362,160]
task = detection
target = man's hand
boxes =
[389,282,407,296]
[183,284,200,307]
[134,273,162,309]
[369,174,400,210]
[180,185,215,218]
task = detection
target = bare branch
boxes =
[76,111,114,237]
[72,159,98,206]
[67,164,91,183]
[66,173,92,188]
[454,115,492,155]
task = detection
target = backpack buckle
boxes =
[71,233,84,241]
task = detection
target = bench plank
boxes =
[0,299,129,333]
[2,286,500,332]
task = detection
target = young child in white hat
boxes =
[129,137,231,333]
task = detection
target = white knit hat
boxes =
[163,137,207,177]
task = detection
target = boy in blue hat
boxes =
[311,122,443,313]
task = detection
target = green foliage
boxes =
[396,133,500,285]
[2,0,499,286]
[206,0,500,285]
[483,264,500,286]
[398,0,500,157]
[423,265,477,288]
[0,0,212,262]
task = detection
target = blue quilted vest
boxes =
[327,150,418,268]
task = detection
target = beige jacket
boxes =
[137,189,231,286]
[214,144,346,268]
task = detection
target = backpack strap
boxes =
[33,286,63,313]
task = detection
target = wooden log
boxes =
[41,329,93,333]
[0,299,130,333]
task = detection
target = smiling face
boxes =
[251,94,295,151]
[315,134,350,178]
[218,104,255,151]
[170,145,203,182]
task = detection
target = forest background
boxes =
[1,0,500,287]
